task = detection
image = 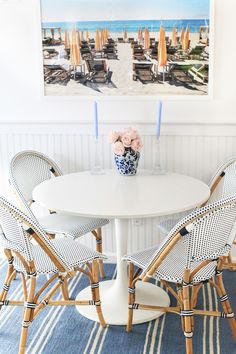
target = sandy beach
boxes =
[43,31,209,96]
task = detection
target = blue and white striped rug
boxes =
[0,260,236,354]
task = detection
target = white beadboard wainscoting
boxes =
[0,122,236,260]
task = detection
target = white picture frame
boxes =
[40,0,214,100]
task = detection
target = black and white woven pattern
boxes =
[208,157,236,204]
[10,150,62,204]
[39,213,109,239]
[124,195,236,284]
[13,238,107,275]
[158,157,236,234]
[123,242,217,284]
[0,197,107,274]
[9,150,109,239]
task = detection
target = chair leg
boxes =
[0,252,15,311]
[216,270,236,339]
[176,284,185,331]
[182,275,194,354]
[19,276,36,354]
[19,307,34,354]
[60,278,69,300]
[127,262,135,332]
[94,228,105,279]
[91,260,106,327]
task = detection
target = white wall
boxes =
[0,0,235,124]
[0,0,236,258]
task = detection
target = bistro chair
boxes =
[123,195,236,354]
[9,150,109,278]
[0,196,106,354]
[158,157,236,270]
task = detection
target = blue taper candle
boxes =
[156,101,162,139]
[94,101,99,139]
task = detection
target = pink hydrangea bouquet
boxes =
[108,127,142,175]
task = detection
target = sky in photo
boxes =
[41,0,210,23]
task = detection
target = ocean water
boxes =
[42,19,209,34]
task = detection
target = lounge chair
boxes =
[133,63,155,83]
[188,64,209,83]
[43,48,59,60]
[42,37,62,47]
[189,45,205,59]
[131,40,138,47]
[103,43,117,51]
[150,47,158,59]
[200,46,209,60]
[117,37,125,43]
[133,47,146,61]
[169,65,194,85]
[80,47,93,60]
[81,40,88,46]
[44,65,71,85]
[167,47,177,55]
[85,59,112,83]
[103,47,118,60]
[107,38,115,44]
[128,37,134,43]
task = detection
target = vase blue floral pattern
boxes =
[114,149,140,175]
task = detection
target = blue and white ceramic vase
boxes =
[114,149,140,176]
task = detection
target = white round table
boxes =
[33,170,210,325]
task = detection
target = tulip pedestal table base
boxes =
[76,219,170,325]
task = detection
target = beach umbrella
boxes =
[95,29,101,51]
[138,28,143,44]
[102,29,106,45]
[172,27,178,47]
[106,28,109,40]
[124,28,128,41]
[70,27,82,69]
[180,26,185,46]
[86,30,90,40]
[64,30,70,49]
[77,30,82,47]
[104,28,109,42]
[158,26,167,81]
[51,28,55,40]
[183,26,190,51]
[100,30,104,47]
[144,28,150,49]
[105,28,108,42]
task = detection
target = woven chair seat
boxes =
[124,239,217,284]
[14,238,107,275]
[38,213,109,239]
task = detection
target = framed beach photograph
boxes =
[40,0,213,98]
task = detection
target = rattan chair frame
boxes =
[9,150,106,278]
[125,196,236,354]
[0,198,106,354]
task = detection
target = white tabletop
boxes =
[33,170,210,219]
